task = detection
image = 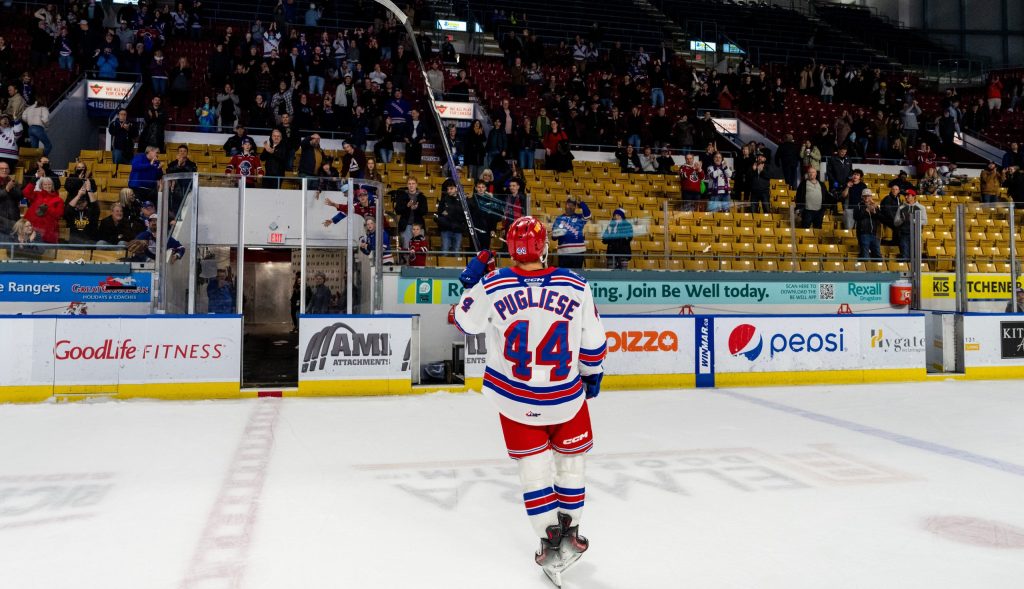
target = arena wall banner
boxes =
[0,272,152,315]
[464,316,695,391]
[921,273,1024,300]
[0,315,242,403]
[298,315,414,395]
[708,314,927,387]
[961,313,1024,379]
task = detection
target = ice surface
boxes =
[2,380,1024,588]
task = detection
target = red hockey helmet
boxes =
[506,216,548,264]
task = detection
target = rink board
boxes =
[297,315,414,395]
[961,313,1024,379]
[0,315,243,402]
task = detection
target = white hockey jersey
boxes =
[454,266,607,426]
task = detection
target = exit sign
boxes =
[268,232,284,244]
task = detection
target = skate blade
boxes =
[543,565,563,588]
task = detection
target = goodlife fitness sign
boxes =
[464,315,695,379]
[435,101,475,121]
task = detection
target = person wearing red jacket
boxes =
[22,177,63,243]
[987,75,1004,111]
[542,120,571,172]
[407,223,428,266]
[225,140,264,186]
[678,153,705,212]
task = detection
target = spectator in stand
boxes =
[166,145,198,211]
[5,218,43,255]
[223,126,251,156]
[108,110,135,165]
[639,147,658,174]
[602,208,633,269]
[96,46,119,80]
[979,161,1004,205]
[207,268,237,314]
[678,153,705,212]
[150,51,169,96]
[406,223,429,267]
[1002,143,1022,170]
[359,217,394,265]
[1004,165,1024,225]
[394,177,427,251]
[373,117,397,165]
[21,177,63,244]
[298,133,325,178]
[888,170,915,192]
[485,117,508,170]
[464,120,487,181]
[878,183,903,235]
[750,156,772,214]
[795,167,829,229]
[705,153,732,213]
[364,157,384,183]
[894,190,927,262]
[339,142,367,179]
[543,119,571,173]
[314,159,340,194]
[935,110,958,156]
[195,95,218,131]
[426,61,444,100]
[0,114,21,170]
[656,147,675,175]
[912,142,936,179]
[64,162,98,242]
[775,134,801,189]
[987,75,1004,112]
[139,97,168,153]
[841,169,867,230]
[800,140,822,177]
[95,203,136,246]
[217,84,241,132]
[515,118,540,171]
[405,109,428,165]
[22,98,51,157]
[130,213,185,262]
[0,162,20,236]
[118,189,143,227]
[271,78,298,124]
[551,195,591,269]
[854,189,882,261]
[128,147,164,203]
[919,167,946,197]
[226,139,264,186]
[4,85,26,122]
[1006,288,1024,314]
[274,113,300,170]
[503,177,529,226]
[260,129,289,188]
[435,179,468,255]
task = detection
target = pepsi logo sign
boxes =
[729,323,763,361]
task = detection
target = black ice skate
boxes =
[536,523,566,587]
[556,512,588,572]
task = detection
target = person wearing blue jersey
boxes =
[550,196,591,269]
[453,216,607,587]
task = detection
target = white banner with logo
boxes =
[0,316,241,401]
[434,101,475,120]
[299,315,413,394]
[962,314,1024,375]
[464,315,694,386]
[713,315,925,380]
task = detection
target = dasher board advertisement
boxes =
[299,315,413,394]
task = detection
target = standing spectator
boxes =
[169,57,193,107]
[918,167,946,197]
[109,110,135,165]
[800,140,821,176]
[551,195,591,268]
[987,75,1004,112]
[339,142,367,179]
[795,167,829,229]
[373,118,397,165]
[306,272,331,314]
[195,95,218,131]
[602,208,633,269]
[394,177,427,250]
[359,218,394,265]
[840,169,867,230]
[260,129,289,188]
[208,268,237,314]
[223,126,250,156]
[826,145,853,193]
[464,120,487,181]
[485,117,508,169]
[226,140,264,186]
[426,61,444,99]
[705,153,732,212]
[639,147,658,174]
[543,120,572,173]
[217,84,241,132]
[516,118,539,171]
[128,147,164,203]
[138,97,168,153]
[435,179,468,254]
[22,98,51,156]
[63,181,100,245]
[150,51,169,96]
[166,145,198,211]
[854,189,882,261]
[750,156,772,214]
[775,134,801,189]
[22,177,63,244]
[0,114,22,170]
[4,85,25,121]
[1001,142,1022,170]
[407,223,429,267]
[298,133,325,178]
[95,203,138,246]
[894,190,927,261]
[901,100,922,148]
[96,47,119,79]
[405,109,428,165]
[979,161,1004,205]
[503,178,529,226]
[0,162,20,236]
[678,153,705,212]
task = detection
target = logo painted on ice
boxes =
[729,324,763,361]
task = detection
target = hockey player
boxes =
[224,140,264,186]
[454,216,607,586]
[550,196,591,269]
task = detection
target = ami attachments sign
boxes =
[298,315,413,394]
[1001,321,1024,359]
